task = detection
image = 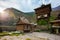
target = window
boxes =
[37,15,41,18]
[43,14,47,17]
[24,25,31,30]
[24,25,27,30]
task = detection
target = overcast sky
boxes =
[0,0,60,12]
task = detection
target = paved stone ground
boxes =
[0,32,60,40]
[26,32,60,40]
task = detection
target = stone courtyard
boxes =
[0,32,60,40]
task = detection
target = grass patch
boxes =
[0,32,9,36]
[34,30,41,32]
[0,31,24,36]
[9,33,20,36]
[26,38,31,40]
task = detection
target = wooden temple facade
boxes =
[34,4,51,20]
[34,4,52,30]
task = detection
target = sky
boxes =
[0,0,60,12]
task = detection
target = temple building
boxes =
[50,13,60,34]
[34,4,52,30]
[16,17,36,32]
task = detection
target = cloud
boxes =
[18,0,42,12]
[0,0,21,11]
[0,0,60,12]
[0,0,42,12]
[50,0,60,8]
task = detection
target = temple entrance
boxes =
[0,27,2,32]
[51,28,60,34]
[24,25,31,33]
[59,28,60,33]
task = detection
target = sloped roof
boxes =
[16,16,30,25]
[50,20,60,23]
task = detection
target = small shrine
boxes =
[16,17,36,32]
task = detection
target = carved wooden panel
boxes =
[34,4,51,20]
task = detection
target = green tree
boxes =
[37,16,56,25]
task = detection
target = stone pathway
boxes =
[27,32,60,40]
[0,32,60,40]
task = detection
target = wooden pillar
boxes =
[0,27,2,32]
[56,28,59,34]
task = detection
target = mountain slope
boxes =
[52,6,60,11]
[24,12,36,23]
[0,8,35,26]
[0,8,26,26]
[4,8,24,18]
